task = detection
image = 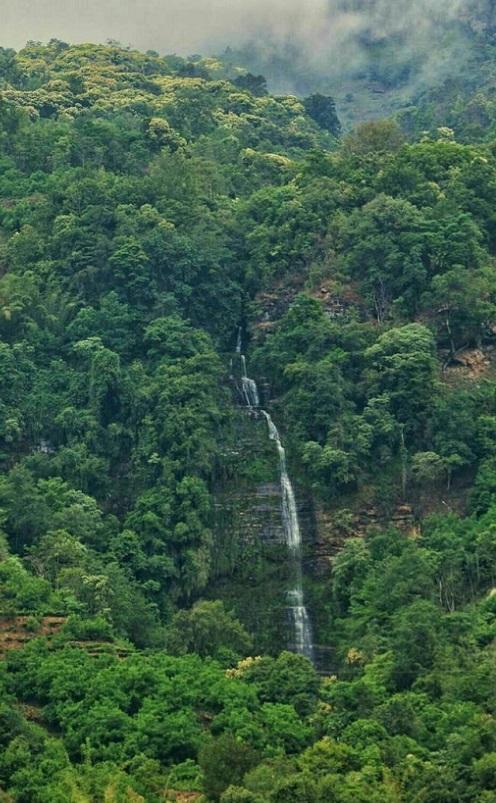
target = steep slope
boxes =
[0,39,494,803]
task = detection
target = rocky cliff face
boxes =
[211,369,423,670]
[214,286,439,664]
[210,407,288,654]
[214,288,360,660]
[210,396,322,656]
[0,616,66,657]
[313,503,417,569]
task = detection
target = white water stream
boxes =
[236,333,314,661]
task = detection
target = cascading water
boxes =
[241,356,260,409]
[262,410,314,662]
[236,335,314,662]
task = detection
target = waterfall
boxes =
[262,410,315,662]
[262,411,300,551]
[241,356,260,409]
[237,348,314,662]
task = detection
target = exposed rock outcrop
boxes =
[313,503,417,573]
[0,616,66,657]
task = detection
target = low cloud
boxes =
[1,0,491,95]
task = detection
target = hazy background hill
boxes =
[217,0,496,131]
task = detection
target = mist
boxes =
[0,0,481,53]
[1,0,492,96]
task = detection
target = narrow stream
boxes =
[237,334,314,662]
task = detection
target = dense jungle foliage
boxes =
[0,39,494,802]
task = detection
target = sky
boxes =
[1,0,303,53]
[0,0,471,56]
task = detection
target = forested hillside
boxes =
[0,39,495,802]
